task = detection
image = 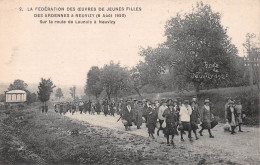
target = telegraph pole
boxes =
[243,50,260,94]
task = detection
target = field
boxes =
[0,102,260,165]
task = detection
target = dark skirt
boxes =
[200,121,211,129]
[148,123,156,134]
[164,122,177,135]
[190,122,198,130]
[180,122,191,131]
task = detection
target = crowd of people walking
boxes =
[54,96,244,146]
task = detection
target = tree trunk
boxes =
[106,90,111,100]
[134,88,142,98]
[195,83,200,94]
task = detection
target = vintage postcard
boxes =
[0,0,259,164]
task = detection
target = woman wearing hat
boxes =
[147,102,158,139]
[133,100,143,129]
[157,99,167,136]
[190,99,200,140]
[122,100,134,131]
[235,99,243,132]
[226,101,238,134]
[224,97,232,124]
[199,99,214,138]
[162,102,178,146]
[103,99,109,116]
[142,100,150,125]
[179,100,192,141]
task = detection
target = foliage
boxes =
[100,61,129,99]
[243,33,260,87]
[37,78,55,104]
[8,79,28,91]
[26,92,38,104]
[55,88,63,100]
[85,66,103,98]
[164,2,239,92]
[69,86,76,100]
[0,94,5,102]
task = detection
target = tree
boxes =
[243,33,260,89]
[55,88,64,101]
[86,66,103,98]
[27,92,38,104]
[8,79,28,91]
[100,61,129,100]
[37,78,55,106]
[164,2,238,93]
[137,46,174,89]
[69,85,76,100]
[0,94,5,102]
[129,68,143,97]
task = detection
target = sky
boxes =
[0,0,259,87]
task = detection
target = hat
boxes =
[184,100,189,104]
[228,101,234,104]
[161,99,167,103]
[191,97,197,102]
[204,99,210,103]
[137,100,143,104]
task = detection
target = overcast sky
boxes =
[0,0,259,87]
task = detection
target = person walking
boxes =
[96,100,101,115]
[133,100,143,129]
[190,99,200,140]
[226,101,238,134]
[110,100,116,116]
[143,99,150,126]
[103,99,109,116]
[90,102,96,115]
[162,102,178,146]
[179,100,192,141]
[122,99,134,131]
[157,99,167,136]
[235,99,243,132]
[147,102,158,139]
[199,99,214,138]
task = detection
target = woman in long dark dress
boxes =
[190,100,200,140]
[122,100,134,131]
[103,99,109,116]
[133,101,143,129]
[162,103,178,146]
[226,101,238,134]
[147,102,158,139]
[199,99,214,138]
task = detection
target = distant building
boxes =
[5,90,27,103]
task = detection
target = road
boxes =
[65,112,260,165]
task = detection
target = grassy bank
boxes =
[0,105,145,164]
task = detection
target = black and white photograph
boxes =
[0,0,259,164]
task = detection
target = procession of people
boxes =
[54,96,244,146]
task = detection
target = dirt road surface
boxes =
[65,112,260,165]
